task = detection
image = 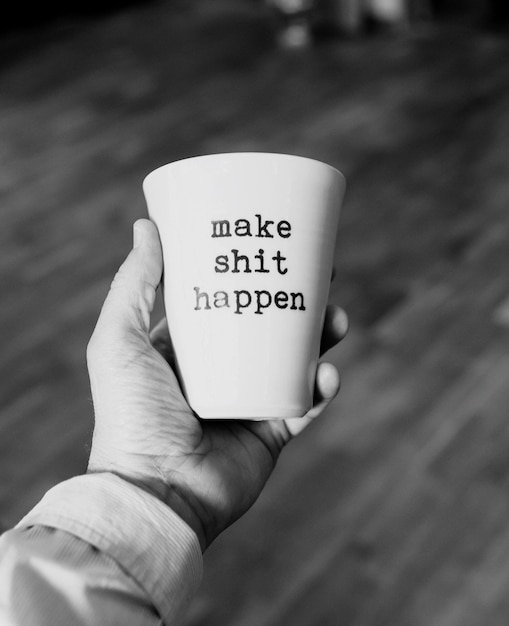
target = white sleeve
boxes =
[0,473,203,625]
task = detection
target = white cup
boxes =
[143,152,345,420]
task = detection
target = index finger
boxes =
[150,317,176,365]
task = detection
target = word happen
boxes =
[192,214,306,315]
[194,287,305,315]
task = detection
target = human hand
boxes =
[86,219,348,550]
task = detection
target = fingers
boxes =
[284,361,341,437]
[150,317,170,347]
[320,305,349,356]
[150,317,177,366]
[310,361,341,416]
[90,219,162,348]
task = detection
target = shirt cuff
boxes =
[16,473,203,625]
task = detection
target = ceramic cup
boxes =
[143,152,345,420]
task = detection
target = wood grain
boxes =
[1,2,508,624]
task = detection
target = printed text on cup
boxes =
[194,214,306,315]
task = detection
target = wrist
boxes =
[154,481,208,553]
[87,469,207,551]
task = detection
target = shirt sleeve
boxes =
[0,473,203,626]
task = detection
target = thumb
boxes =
[93,219,163,345]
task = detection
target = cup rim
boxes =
[142,151,345,190]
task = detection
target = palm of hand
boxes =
[88,319,293,547]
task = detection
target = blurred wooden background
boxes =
[1,1,509,624]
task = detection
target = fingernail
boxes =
[335,307,349,335]
[133,222,143,248]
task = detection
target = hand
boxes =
[86,219,348,550]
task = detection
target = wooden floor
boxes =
[1,1,509,624]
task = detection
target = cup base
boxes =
[192,406,308,421]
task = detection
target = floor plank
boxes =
[1,1,509,624]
